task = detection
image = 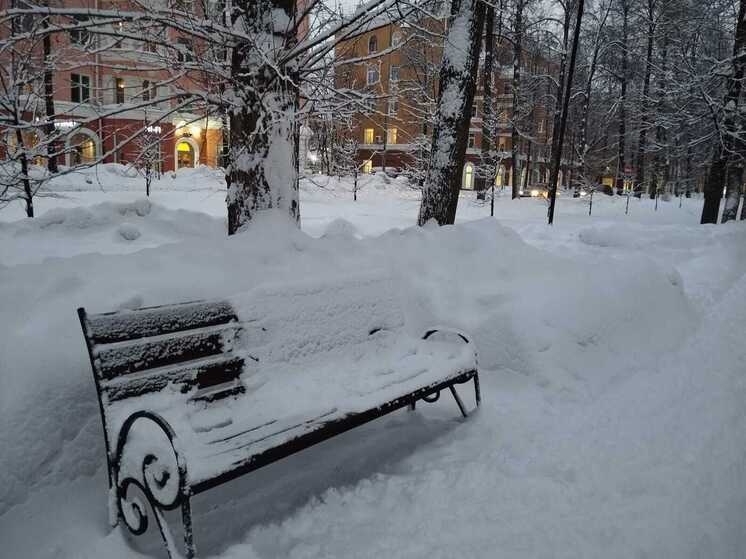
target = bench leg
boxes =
[448,385,468,418]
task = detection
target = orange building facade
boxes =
[334,15,574,190]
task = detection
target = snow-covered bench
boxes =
[77,274,479,558]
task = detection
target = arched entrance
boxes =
[175,138,198,169]
[66,129,99,166]
[462,162,474,190]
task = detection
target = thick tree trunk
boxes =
[510,0,524,199]
[547,0,584,224]
[722,165,743,222]
[702,0,746,224]
[227,0,300,234]
[417,0,486,225]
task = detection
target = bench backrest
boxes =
[78,300,247,407]
[79,273,406,414]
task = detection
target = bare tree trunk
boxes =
[417,0,486,225]
[478,5,496,201]
[14,127,34,217]
[227,0,300,234]
[652,36,668,199]
[510,0,525,199]
[722,166,743,221]
[617,0,629,195]
[635,0,655,199]
[702,0,746,224]
[548,0,585,224]
[42,7,57,173]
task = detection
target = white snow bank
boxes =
[0,199,744,558]
[0,198,224,265]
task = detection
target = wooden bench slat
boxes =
[105,354,246,402]
[85,300,237,344]
[95,323,242,379]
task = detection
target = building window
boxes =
[69,132,97,165]
[177,37,194,62]
[115,78,125,103]
[463,163,474,189]
[468,133,475,149]
[389,65,400,82]
[504,83,512,95]
[71,74,90,103]
[538,120,545,133]
[363,159,373,174]
[176,140,195,168]
[391,31,403,47]
[388,97,398,115]
[142,80,150,101]
[368,35,378,54]
[387,127,397,145]
[367,64,380,85]
[69,15,91,46]
[364,128,374,144]
[472,102,478,118]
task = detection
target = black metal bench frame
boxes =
[78,305,479,558]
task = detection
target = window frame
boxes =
[368,35,378,54]
[363,128,374,144]
[71,73,91,104]
[367,63,380,85]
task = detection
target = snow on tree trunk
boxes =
[417,0,486,226]
[227,0,300,234]
[636,0,655,200]
[702,0,746,224]
[510,0,525,200]
[722,165,743,222]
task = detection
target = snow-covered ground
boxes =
[1,167,745,558]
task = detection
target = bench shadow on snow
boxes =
[125,405,467,557]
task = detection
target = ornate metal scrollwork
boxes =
[114,411,195,559]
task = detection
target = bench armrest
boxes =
[421,327,473,345]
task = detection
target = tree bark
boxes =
[702,0,746,224]
[227,0,300,234]
[510,0,525,199]
[617,0,629,196]
[478,5,496,201]
[42,7,58,173]
[635,0,655,199]
[547,0,585,224]
[417,0,486,225]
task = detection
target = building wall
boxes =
[334,18,573,188]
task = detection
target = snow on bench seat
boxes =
[78,272,479,558]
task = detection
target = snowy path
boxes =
[1,175,745,558]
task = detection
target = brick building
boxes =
[334,12,575,190]
[0,0,231,173]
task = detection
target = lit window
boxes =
[363,160,373,174]
[115,78,125,103]
[368,35,378,54]
[367,64,380,85]
[71,74,90,103]
[387,127,397,145]
[364,128,374,144]
[463,163,474,189]
[468,133,475,149]
[389,65,400,82]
